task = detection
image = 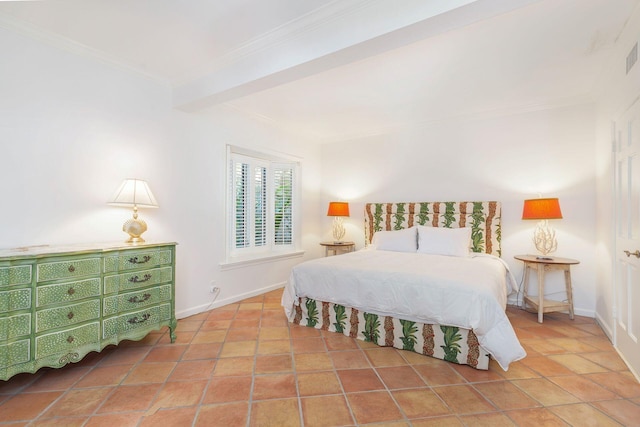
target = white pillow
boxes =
[370,227,417,252]
[417,225,471,257]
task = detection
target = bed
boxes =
[282,201,526,370]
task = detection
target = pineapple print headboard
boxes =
[364,201,501,256]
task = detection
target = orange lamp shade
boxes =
[522,198,563,220]
[327,202,350,217]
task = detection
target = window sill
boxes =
[219,250,305,271]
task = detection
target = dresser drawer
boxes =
[37,278,102,307]
[103,284,172,316]
[0,339,31,368]
[102,303,171,338]
[35,299,101,333]
[103,248,172,273]
[35,322,100,359]
[103,266,173,294]
[0,265,32,288]
[0,313,31,341]
[0,288,31,313]
[37,258,101,282]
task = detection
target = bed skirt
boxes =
[290,297,490,370]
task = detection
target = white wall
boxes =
[593,5,640,339]
[0,25,324,318]
[321,104,598,316]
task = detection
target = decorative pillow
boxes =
[417,225,471,257]
[371,227,417,252]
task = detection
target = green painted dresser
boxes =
[0,242,177,381]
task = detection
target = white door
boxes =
[615,97,640,376]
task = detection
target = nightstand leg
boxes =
[564,267,575,320]
[522,264,531,310]
[537,264,545,323]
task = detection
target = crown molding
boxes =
[0,12,170,87]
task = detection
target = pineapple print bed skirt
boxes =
[291,297,490,370]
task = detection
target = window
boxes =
[225,146,301,264]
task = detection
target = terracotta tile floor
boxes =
[2,288,640,426]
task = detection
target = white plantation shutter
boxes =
[254,165,267,247]
[233,160,249,249]
[227,147,299,258]
[273,165,293,246]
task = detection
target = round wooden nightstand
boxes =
[320,241,355,257]
[514,254,579,323]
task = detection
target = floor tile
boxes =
[347,391,404,424]
[195,402,249,427]
[84,413,142,427]
[202,376,252,404]
[512,378,580,406]
[252,374,298,400]
[329,350,370,369]
[301,395,354,427]
[392,388,450,418]
[459,412,516,426]
[592,399,640,426]
[0,391,63,422]
[505,408,568,427]
[586,372,640,398]
[432,384,495,414]
[43,388,112,417]
[376,365,426,389]
[167,359,215,381]
[250,398,301,427]
[337,368,385,392]
[122,362,175,384]
[72,365,130,389]
[548,375,619,401]
[549,403,623,426]
[293,352,334,372]
[474,380,540,410]
[364,348,408,367]
[97,383,161,413]
[297,371,343,396]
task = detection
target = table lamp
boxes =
[522,197,562,257]
[108,179,158,243]
[327,201,349,243]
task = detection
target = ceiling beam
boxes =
[172,0,543,112]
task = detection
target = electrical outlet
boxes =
[210,280,217,293]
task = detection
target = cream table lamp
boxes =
[108,178,158,243]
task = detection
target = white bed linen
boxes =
[282,250,526,371]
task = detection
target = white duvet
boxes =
[282,250,526,370]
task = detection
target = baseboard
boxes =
[613,346,640,383]
[176,282,286,319]
[594,312,614,342]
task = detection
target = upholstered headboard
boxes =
[364,201,501,256]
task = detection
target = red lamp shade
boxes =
[522,198,563,220]
[327,202,350,217]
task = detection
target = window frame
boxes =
[222,145,303,268]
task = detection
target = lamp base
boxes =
[533,220,557,256]
[123,217,148,244]
[332,217,346,242]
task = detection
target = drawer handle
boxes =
[68,265,76,273]
[127,313,151,324]
[67,287,75,296]
[624,250,640,258]
[67,336,74,343]
[128,274,152,284]
[67,312,74,319]
[129,255,152,264]
[128,293,152,303]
